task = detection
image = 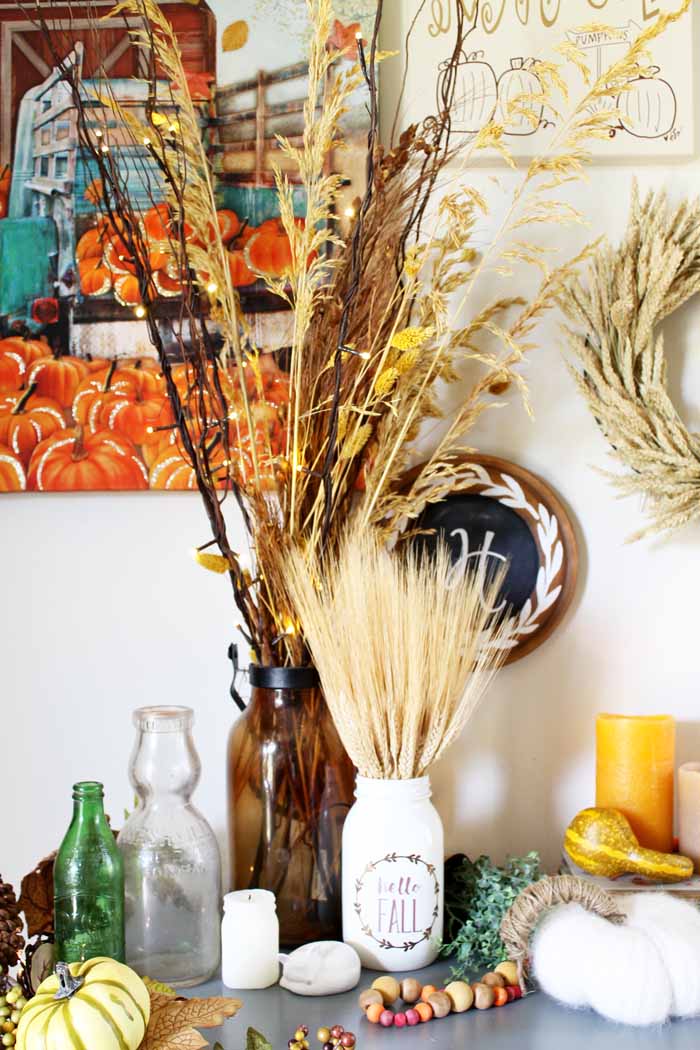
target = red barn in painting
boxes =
[0,1,216,167]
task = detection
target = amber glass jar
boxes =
[227,666,354,945]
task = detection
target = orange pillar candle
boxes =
[596,714,675,853]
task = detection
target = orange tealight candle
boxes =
[596,713,675,854]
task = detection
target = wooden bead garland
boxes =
[359,970,523,1027]
[288,1023,357,1050]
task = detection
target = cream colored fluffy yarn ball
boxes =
[532,894,700,1026]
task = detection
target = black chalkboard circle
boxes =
[416,493,540,613]
[407,455,578,664]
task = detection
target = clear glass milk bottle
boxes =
[118,707,221,986]
[342,776,444,971]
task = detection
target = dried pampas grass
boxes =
[284,533,510,779]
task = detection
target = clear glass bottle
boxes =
[54,781,125,963]
[117,706,221,987]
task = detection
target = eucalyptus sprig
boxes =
[441,852,543,977]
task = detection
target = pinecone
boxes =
[0,875,24,974]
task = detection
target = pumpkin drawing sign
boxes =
[410,0,694,158]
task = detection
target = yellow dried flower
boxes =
[403,246,423,278]
[395,348,421,374]
[374,367,400,398]
[340,422,373,459]
[192,549,230,574]
[390,326,434,352]
[337,406,350,441]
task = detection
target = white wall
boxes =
[3,1,700,893]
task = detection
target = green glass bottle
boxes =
[54,781,125,963]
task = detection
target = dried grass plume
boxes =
[284,532,510,779]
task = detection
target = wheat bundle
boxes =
[285,533,510,779]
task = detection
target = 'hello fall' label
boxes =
[353,854,440,952]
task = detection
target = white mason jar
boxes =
[342,776,444,971]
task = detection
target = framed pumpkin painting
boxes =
[0,0,375,493]
[393,0,695,161]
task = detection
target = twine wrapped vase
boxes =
[342,776,444,971]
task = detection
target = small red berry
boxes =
[405,1009,420,1026]
[379,1010,394,1027]
[394,1013,407,1028]
[340,1033,356,1048]
[330,1027,344,1040]
[510,986,523,1000]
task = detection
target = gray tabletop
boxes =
[190,960,700,1049]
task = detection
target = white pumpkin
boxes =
[16,958,150,1050]
[498,58,543,136]
[617,72,676,139]
[452,51,498,134]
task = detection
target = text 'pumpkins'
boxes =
[16,957,150,1050]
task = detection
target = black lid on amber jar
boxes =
[248,665,319,690]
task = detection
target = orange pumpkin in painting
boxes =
[79,258,113,297]
[27,426,148,491]
[27,355,90,407]
[153,270,182,298]
[76,227,105,262]
[245,224,294,278]
[142,203,171,242]
[103,236,138,275]
[0,385,65,466]
[72,359,123,425]
[0,348,28,393]
[227,249,256,287]
[92,388,173,447]
[149,434,230,490]
[0,444,26,491]
[114,274,143,307]
[114,365,165,398]
[0,336,50,368]
[215,209,241,244]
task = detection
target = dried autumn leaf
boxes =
[246,1030,272,1050]
[142,976,177,997]
[140,991,243,1050]
[18,853,56,937]
[222,20,249,52]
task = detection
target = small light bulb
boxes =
[285,623,296,636]
[359,350,371,360]
[143,136,152,147]
[344,206,356,219]
[134,305,146,319]
[146,425,154,434]
[100,144,109,154]
[355,30,362,39]
[168,123,177,133]
[228,410,239,421]
[95,129,103,139]
[206,281,218,294]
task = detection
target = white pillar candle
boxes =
[679,762,700,872]
[221,889,279,989]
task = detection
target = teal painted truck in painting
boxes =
[0,44,172,346]
[0,217,59,334]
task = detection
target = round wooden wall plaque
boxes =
[414,455,578,664]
